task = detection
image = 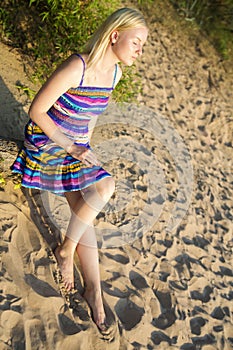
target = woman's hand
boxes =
[67,144,101,167]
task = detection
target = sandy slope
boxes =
[0,5,233,350]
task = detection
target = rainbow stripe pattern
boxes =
[12,54,117,194]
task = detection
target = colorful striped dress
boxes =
[12,54,117,194]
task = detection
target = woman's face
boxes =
[112,27,148,66]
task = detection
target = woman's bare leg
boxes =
[55,237,77,291]
[77,228,106,329]
[54,176,114,305]
[54,189,82,290]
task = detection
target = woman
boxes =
[12,7,148,331]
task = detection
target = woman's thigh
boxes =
[64,176,115,212]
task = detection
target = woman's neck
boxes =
[91,45,119,71]
[81,51,118,87]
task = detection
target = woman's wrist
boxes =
[49,128,73,152]
[66,142,74,154]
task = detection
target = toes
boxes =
[64,282,70,291]
[54,247,74,292]
[63,276,74,291]
[97,321,108,332]
[83,290,107,331]
[95,312,107,331]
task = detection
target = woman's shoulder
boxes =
[64,53,85,70]
[57,54,86,87]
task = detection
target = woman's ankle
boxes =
[59,238,77,256]
[84,282,102,294]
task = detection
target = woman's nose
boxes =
[137,45,143,56]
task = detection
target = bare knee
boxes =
[95,176,115,202]
[81,177,115,208]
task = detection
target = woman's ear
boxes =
[110,30,119,45]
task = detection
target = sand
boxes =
[0,4,233,350]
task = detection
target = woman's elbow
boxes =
[28,105,40,122]
[28,106,33,120]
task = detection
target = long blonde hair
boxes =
[83,7,147,71]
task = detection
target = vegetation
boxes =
[170,0,233,59]
[1,0,118,71]
[0,0,140,101]
[0,0,232,101]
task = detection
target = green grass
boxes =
[0,0,119,74]
[169,0,233,59]
[0,0,144,102]
[16,83,36,99]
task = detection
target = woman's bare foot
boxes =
[54,245,74,291]
[83,288,107,331]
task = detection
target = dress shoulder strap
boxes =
[75,53,86,86]
[112,64,118,88]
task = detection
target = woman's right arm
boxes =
[29,55,83,152]
[29,55,100,166]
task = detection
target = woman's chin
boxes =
[123,60,134,67]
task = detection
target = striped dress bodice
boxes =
[12,54,117,194]
[26,54,118,150]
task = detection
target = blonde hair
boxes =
[83,7,147,71]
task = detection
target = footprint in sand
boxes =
[152,290,176,330]
[192,333,216,347]
[210,306,228,320]
[129,270,149,289]
[24,274,60,298]
[180,344,196,350]
[104,252,129,265]
[150,330,172,346]
[190,285,213,303]
[115,298,144,331]
[102,281,131,299]
[58,304,88,335]
[190,316,207,335]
